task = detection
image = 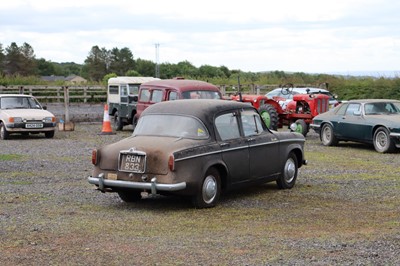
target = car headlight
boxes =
[43,117,55,122]
[9,117,23,123]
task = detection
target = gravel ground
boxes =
[0,120,399,265]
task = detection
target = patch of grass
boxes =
[0,154,25,161]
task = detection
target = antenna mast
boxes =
[155,43,160,78]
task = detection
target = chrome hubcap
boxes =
[284,158,296,183]
[323,127,331,143]
[376,131,387,148]
[202,175,217,204]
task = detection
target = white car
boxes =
[0,94,56,140]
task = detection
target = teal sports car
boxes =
[310,99,400,153]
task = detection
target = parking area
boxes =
[0,123,399,265]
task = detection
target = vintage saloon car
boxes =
[310,99,400,153]
[0,94,56,140]
[88,99,307,208]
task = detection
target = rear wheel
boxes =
[118,191,142,202]
[192,168,221,208]
[113,112,123,131]
[259,104,279,130]
[277,152,298,189]
[373,127,395,153]
[0,122,9,140]
[321,123,338,146]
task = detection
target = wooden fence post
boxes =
[60,86,75,131]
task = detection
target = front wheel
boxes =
[0,122,9,140]
[192,168,221,208]
[292,119,308,136]
[45,130,55,138]
[113,112,124,131]
[277,152,298,189]
[373,127,395,153]
[321,123,338,146]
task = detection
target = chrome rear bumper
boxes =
[88,173,186,195]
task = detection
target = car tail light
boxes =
[168,154,175,171]
[92,149,98,165]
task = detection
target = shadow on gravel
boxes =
[102,182,282,211]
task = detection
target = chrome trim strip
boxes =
[175,138,304,162]
[309,123,320,129]
[390,132,400,137]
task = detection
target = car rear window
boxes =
[134,114,209,139]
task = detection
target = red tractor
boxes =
[231,88,331,136]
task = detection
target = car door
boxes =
[336,103,369,141]
[118,84,129,117]
[239,109,280,179]
[215,111,250,184]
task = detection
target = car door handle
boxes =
[246,138,255,142]
[220,142,230,147]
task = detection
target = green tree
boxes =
[135,58,156,77]
[20,42,36,75]
[83,46,109,81]
[4,42,24,75]
[0,43,4,74]
[108,47,135,75]
[198,65,225,78]
[125,69,141,76]
[36,58,56,76]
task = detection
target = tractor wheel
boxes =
[292,119,308,137]
[259,104,279,131]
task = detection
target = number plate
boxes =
[26,123,43,128]
[119,152,146,173]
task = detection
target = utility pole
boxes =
[155,43,160,78]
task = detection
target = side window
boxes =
[336,103,348,116]
[345,103,361,116]
[241,109,263,136]
[215,113,241,140]
[120,85,128,103]
[139,89,151,102]
[168,91,178,100]
[151,90,164,103]
[108,85,119,94]
[128,84,140,95]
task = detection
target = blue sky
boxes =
[1,0,399,75]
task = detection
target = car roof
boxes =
[142,99,254,123]
[140,79,220,92]
[346,99,400,104]
[108,76,160,84]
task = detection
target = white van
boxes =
[107,76,160,130]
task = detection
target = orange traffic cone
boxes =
[99,104,115,135]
